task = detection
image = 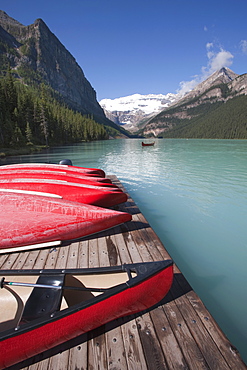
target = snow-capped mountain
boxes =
[99,93,179,131]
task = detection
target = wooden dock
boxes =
[1,176,246,370]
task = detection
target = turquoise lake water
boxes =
[1,138,247,363]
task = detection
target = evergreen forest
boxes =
[0,67,110,154]
[158,95,247,139]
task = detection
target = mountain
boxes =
[100,67,247,139]
[100,93,179,132]
[140,67,247,139]
[178,67,238,102]
[0,10,129,137]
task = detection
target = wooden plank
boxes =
[104,320,129,370]
[0,252,19,269]
[0,253,10,267]
[41,247,59,269]
[179,276,247,369]
[65,241,88,370]
[149,305,189,369]
[77,239,89,268]
[56,244,71,269]
[114,222,154,369]
[45,351,70,370]
[88,328,108,369]
[20,249,40,270]
[87,227,107,369]
[31,248,51,269]
[173,276,231,369]
[119,223,144,263]
[105,234,121,266]
[98,234,112,267]
[97,230,128,370]
[65,241,80,268]
[136,312,169,370]
[164,292,209,369]
[120,316,148,370]
[35,358,51,370]
[111,226,133,264]
[2,251,29,270]
[88,236,99,268]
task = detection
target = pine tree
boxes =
[25,121,33,145]
[10,124,25,147]
[40,84,49,146]
[4,65,17,115]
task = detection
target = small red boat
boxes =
[0,163,105,178]
[142,141,155,146]
[0,178,127,207]
[0,190,132,252]
[0,260,173,368]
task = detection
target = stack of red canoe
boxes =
[0,162,131,253]
[0,162,174,370]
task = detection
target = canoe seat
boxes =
[21,274,65,324]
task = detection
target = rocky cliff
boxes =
[0,10,105,119]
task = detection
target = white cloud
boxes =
[177,43,234,95]
[240,40,247,55]
[177,76,201,96]
[207,49,234,73]
[206,42,213,49]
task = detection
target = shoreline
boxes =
[0,145,47,159]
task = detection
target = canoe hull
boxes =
[0,179,127,207]
[0,171,118,188]
[0,260,173,368]
[0,163,105,177]
[0,168,113,184]
[0,191,132,251]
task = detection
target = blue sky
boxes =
[1,0,247,100]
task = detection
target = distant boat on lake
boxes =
[142,141,155,146]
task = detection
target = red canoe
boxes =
[0,168,112,183]
[0,179,127,207]
[0,170,118,188]
[0,190,132,252]
[0,260,173,368]
[0,163,105,177]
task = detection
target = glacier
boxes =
[99,93,179,130]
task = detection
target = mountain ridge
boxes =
[100,67,247,138]
[170,67,239,107]
[100,92,179,131]
[0,10,131,142]
[0,11,104,118]
[141,67,247,138]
